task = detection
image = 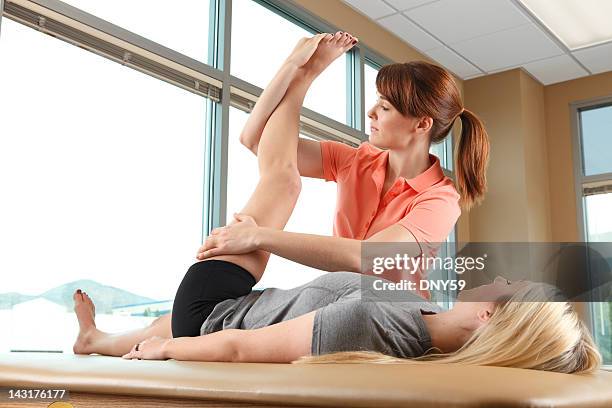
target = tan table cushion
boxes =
[1,352,612,407]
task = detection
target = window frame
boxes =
[0,0,5,35]
[570,95,612,369]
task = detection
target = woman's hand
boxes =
[284,33,330,68]
[196,213,260,259]
[122,336,170,361]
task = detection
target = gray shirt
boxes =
[200,272,442,358]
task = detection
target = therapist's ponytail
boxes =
[456,108,489,209]
[373,61,489,209]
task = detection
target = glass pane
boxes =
[430,134,453,171]
[0,19,206,352]
[585,193,612,242]
[231,0,347,124]
[364,62,379,137]
[61,0,211,63]
[593,302,612,366]
[227,107,337,289]
[580,105,612,176]
[584,192,612,365]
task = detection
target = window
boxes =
[576,102,612,365]
[584,193,612,365]
[2,0,463,354]
[61,0,212,63]
[580,105,612,176]
[0,18,207,352]
[231,0,347,124]
[364,62,379,137]
[226,107,336,289]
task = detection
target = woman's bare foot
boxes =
[285,31,357,73]
[72,289,101,354]
[302,31,358,77]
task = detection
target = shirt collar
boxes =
[405,154,445,193]
[376,151,445,194]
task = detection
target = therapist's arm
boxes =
[256,228,362,273]
[255,223,419,273]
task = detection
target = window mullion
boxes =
[1,0,5,37]
[346,45,365,134]
[203,0,232,241]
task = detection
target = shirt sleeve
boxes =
[397,189,461,249]
[319,140,358,182]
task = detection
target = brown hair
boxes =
[376,61,490,209]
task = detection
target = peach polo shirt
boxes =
[320,140,461,299]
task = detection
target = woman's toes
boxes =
[333,31,343,42]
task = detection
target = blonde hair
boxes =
[293,284,602,374]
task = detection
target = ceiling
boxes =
[342,0,612,85]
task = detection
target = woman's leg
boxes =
[205,31,356,283]
[73,32,356,356]
[72,290,172,356]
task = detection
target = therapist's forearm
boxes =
[256,228,361,272]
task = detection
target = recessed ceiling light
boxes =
[518,0,612,50]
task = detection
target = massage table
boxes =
[1,352,612,407]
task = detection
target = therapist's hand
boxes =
[196,213,260,259]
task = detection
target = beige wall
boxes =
[461,68,612,243]
[463,69,551,242]
[521,73,552,242]
[545,71,612,241]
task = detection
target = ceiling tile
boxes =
[464,73,485,81]
[425,47,482,78]
[405,0,529,44]
[573,42,612,74]
[522,55,589,85]
[384,0,438,11]
[452,24,564,72]
[343,0,397,20]
[377,14,442,52]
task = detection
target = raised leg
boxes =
[205,31,357,283]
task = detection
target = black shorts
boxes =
[171,259,256,338]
